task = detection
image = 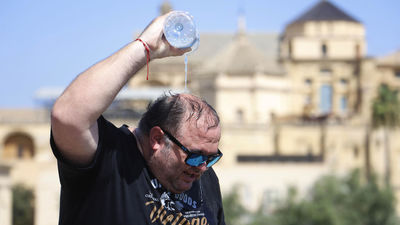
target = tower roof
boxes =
[202,34,283,75]
[289,0,360,25]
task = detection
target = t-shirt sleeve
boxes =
[50,115,113,189]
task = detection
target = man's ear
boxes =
[149,126,165,151]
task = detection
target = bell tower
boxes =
[279,0,367,117]
[280,0,366,61]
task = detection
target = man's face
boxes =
[153,118,221,193]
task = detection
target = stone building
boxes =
[1,0,400,224]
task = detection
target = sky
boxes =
[1,0,399,108]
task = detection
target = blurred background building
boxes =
[1,0,400,224]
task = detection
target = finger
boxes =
[169,46,190,56]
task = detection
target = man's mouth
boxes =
[183,171,199,183]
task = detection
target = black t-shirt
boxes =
[50,116,226,225]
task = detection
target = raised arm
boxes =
[51,12,188,165]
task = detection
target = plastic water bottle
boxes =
[163,11,199,51]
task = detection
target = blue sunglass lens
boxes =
[186,155,207,167]
[206,156,221,168]
[186,154,222,167]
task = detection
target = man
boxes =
[50,11,226,225]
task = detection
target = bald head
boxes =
[138,93,220,136]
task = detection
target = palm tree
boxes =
[371,84,400,186]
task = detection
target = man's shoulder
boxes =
[98,116,136,141]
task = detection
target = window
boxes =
[321,43,328,57]
[320,84,332,114]
[305,78,312,87]
[320,68,332,76]
[340,78,348,87]
[3,133,34,160]
[340,96,348,113]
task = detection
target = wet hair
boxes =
[138,93,220,137]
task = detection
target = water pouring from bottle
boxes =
[163,11,199,92]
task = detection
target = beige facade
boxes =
[1,1,400,224]
[0,164,11,225]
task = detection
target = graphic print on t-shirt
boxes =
[144,178,214,225]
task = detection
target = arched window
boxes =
[2,133,34,160]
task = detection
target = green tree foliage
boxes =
[372,84,400,129]
[222,185,248,225]
[12,184,34,225]
[371,84,400,185]
[271,170,397,225]
[225,170,399,225]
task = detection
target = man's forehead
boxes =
[178,96,219,127]
[180,119,221,141]
[182,116,219,131]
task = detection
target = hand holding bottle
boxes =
[137,12,191,60]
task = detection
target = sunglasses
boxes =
[161,128,223,168]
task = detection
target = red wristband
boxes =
[135,38,150,80]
